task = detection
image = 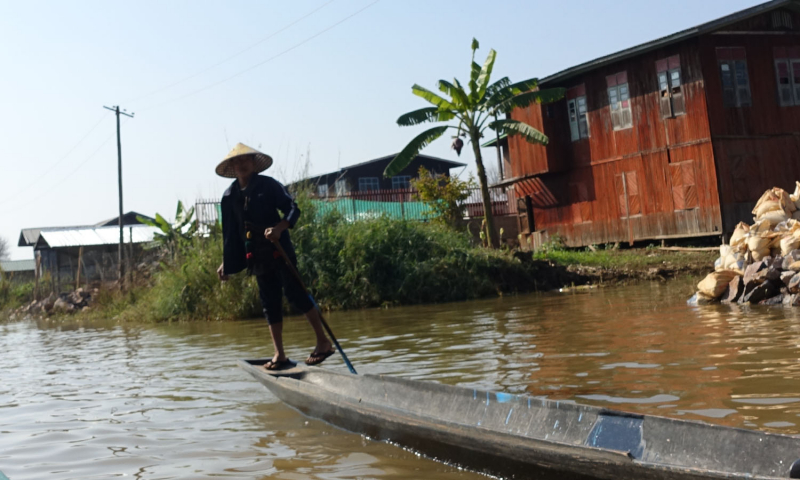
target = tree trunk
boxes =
[470,129,498,248]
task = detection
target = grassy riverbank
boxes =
[2,206,717,322]
[533,243,717,282]
[47,213,581,322]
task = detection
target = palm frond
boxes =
[475,49,497,102]
[175,206,195,231]
[469,61,481,98]
[485,77,540,107]
[485,77,510,99]
[383,126,449,178]
[397,107,454,126]
[489,119,549,145]
[154,213,171,234]
[437,79,470,109]
[136,215,159,228]
[411,85,455,109]
[493,88,566,114]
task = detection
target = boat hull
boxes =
[239,360,800,480]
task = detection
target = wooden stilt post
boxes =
[34,254,41,301]
[75,246,84,290]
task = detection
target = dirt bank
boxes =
[531,248,718,285]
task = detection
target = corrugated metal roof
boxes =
[36,225,161,249]
[295,153,467,186]
[19,211,156,247]
[0,259,36,272]
[540,0,799,86]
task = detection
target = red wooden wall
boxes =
[510,39,722,247]
[700,8,800,232]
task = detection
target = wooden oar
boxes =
[270,239,358,375]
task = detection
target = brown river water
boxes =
[2,281,800,479]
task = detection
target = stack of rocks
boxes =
[691,182,800,306]
[9,288,93,319]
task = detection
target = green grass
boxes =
[0,277,35,311]
[533,243,717,271]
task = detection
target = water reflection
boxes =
[2,281,800,479]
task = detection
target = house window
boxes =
[567,84,589,141]
[317,184,329,197]
[669,160,698,210]
[717,47,751,107]
[391,175,411,190]
[656,55,685,117]
[358,177,380,191]
[615,171,641,218]
[607,72,633,130]
[335,179,349,196]
[774,46,800,106]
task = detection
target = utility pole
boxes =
[103,105,134,287]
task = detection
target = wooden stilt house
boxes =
[503,0,800,248]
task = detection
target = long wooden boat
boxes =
[239,359,800,480]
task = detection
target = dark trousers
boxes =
[255,256,314,325]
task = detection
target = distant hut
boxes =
[18,211,160,292]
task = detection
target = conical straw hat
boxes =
[215,143,273,178]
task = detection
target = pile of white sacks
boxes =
[692,182,800,305]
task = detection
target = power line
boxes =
[139,0,380,113]
[126,0,336,104]
[0,119,130,214]
[0,114,110,205]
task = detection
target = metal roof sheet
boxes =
[0,259,36,272]
[36,225,161,249]
[296,153,467,185]
[540,0,798,86]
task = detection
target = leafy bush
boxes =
[0,276,35,311]
[97,189,572,322]
[410,166,475,226]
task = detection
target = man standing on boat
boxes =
[215,143,334,370]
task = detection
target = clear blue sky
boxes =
[0,0,762,260]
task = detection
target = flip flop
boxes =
[305,348,336,366]
[264,358,296,371]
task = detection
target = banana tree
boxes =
[137,201,197,260]
[384,39,565,247]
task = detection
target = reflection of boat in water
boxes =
[239,359,800,480]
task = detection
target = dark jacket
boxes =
[221,174,300,276]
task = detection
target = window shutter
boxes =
[670,69,685,115]
[776,60,793,106]
[657,71,672,118]
[568,99,579,141]
[720,62,737,107]
[792,61,800,104]
[672,92,686,116]
[621,108,633,128]
[578,115,589,138]
[611,110,621,130]
[660,94,673,118]
[578,96,589,138]
[734,60,752,106]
